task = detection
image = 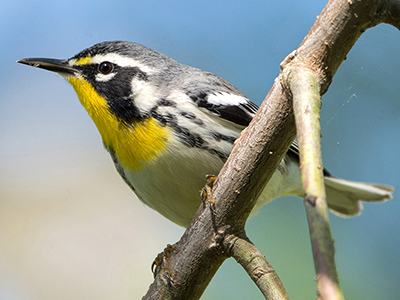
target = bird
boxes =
[17,41,394,227]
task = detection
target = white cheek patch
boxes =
[95,72,116,82]
[132,80,160,112]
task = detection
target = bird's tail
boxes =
[324,176,394,217]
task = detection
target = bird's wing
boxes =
[187,88,303,157]
[184,69,305,160]
[289,139,300,156]
[187,90,257,127]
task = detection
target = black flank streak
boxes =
[157,98,176,107]
[107,147,137,192]
[180,111,196,119]
[150,109,176,126]
[211,132,236,144]
[206,148,229,161]
[180,111,204,126]
[172,125,205,148]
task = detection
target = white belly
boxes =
[113,142,302,227]
[120,145,223,226]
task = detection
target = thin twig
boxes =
[288,65,342,299]
[227,234,290,299]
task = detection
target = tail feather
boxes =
[324,177,394,217]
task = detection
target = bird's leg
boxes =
[151,243,177,283]
[200,174,218,214]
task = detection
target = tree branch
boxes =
[280,0,400,299]
[144,77,296,300]
[226,234,289,299]
[144,0,400,299]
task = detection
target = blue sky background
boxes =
[1,1,399,299]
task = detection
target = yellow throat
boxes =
[66,76,169,171]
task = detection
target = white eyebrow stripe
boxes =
[71,53,155,74]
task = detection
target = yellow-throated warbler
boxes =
[18,41,394,227]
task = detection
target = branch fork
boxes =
[144,0,400,299]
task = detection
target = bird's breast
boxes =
[66,76,170,171]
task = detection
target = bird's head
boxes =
[18,41,171,170]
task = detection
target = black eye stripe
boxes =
[74,63,150,123]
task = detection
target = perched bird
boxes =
[18,41,394,227]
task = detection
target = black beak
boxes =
[17,58,77,75]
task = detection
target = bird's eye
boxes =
[98,61,114,75]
